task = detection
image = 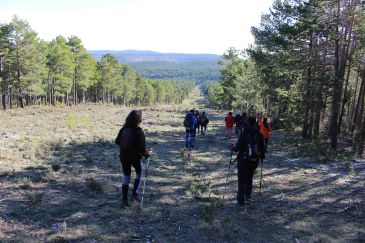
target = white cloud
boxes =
[0,0,273,54]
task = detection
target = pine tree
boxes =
[47,36,75,105]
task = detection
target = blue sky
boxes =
[0,0,273,54]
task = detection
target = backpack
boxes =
[235,115,242,125]
[245,132,260,162]
[183,113,193,128]
[201,115,207,124]
[120,127,135,150]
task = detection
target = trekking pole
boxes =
[259,158,264,196]
[223,151,234,199]
[140,157,150,209]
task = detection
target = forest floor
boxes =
[0,88,364,242]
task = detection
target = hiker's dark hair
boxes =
[247,116,256,125]
[229,112,232,115]
[263,117,268,124]
[124,110,142,128]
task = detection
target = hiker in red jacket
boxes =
[225,112,235,139]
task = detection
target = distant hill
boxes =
[88,50,222,82]
[88,50,220,62]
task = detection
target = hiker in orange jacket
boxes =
[258,117,272,152]
[225,112,235,139]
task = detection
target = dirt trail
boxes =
[0,88,364,242]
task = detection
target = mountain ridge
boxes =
[87,49,221,63]
[87,49,222,82]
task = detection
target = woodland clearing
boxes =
[0,90,364,242]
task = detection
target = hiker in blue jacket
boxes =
[184,109,197,148]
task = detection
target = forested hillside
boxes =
[0,17,194,109]
[88,50,221,82]
[129,61,220,82]
[208,0,365,153]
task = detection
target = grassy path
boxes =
[0,88,364,242]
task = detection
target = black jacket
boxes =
[115,126,146,162]
[234,125,265,161]
[235,114,243,126]
[200,115,209,126]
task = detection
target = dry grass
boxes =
[0,88,364,242]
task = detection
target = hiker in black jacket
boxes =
[200,111,209,135]
[234,111,243,135]
[229,116,265,206]
[115,110,150,207]
[195,110,201,134]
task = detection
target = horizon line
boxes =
[86,49,223,56]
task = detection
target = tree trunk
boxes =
[355,110,365,157]
[302,34,315,139]
[338,59,352,134]
[18,94,24,108]
[329,0,344,149]
[2,92,6,110]
[337,6,355,134]
[308,40,319,138]
[350,72,360,128]
[72,66,77,105]
[48,91,51,105]
[45,88,48,105]
[25,94,30,106]
[9,89,12,109]
[313,83,323,138]
[313,53,326,138]
[47,84,50,105]
[52,87,56,106]
[352,69,365,133]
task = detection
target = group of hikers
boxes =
[225,111,272,150]
[226,111,272,205]
[115,109,272,208]
[183,109,210,148]
[220,110,273,205]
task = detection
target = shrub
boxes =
[86,177,103,193]
[25,191,44,205]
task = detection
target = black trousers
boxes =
[196,123,201,132]
[120,158,141,177]
[201,124,207,133]
[237,159,258,204]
